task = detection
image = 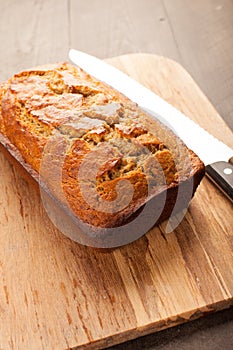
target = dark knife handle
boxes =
[206,160,233,203]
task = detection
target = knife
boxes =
[69,49,233,203]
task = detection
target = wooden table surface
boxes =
[1,0,233,132]
[0,1,232,349]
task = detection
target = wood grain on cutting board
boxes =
[0,54,232,350]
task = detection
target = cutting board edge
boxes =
[70,299,233,350]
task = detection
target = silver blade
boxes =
[69,49,233,165]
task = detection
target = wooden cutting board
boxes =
[0,54,232,350]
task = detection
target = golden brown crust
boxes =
[0,62,205,229]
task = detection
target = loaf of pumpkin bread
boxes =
[0,62,205,230]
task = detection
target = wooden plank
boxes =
[69,0,181,60]
[162,0,233,131]
[0,0,69,81]
[0,53,232,350]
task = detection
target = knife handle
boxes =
[206,161,233,203]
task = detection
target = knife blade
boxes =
[69,49,233,202]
